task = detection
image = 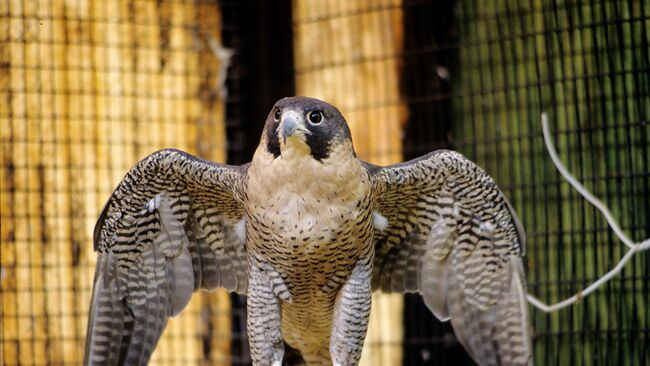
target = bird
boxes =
[84,96,532,366]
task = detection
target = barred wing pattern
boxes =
[368,150,531,366]
[84,149,249,366]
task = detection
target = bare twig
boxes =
[527,113,649,313]
[203,33,234,100]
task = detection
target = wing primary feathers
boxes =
[84,149,248,366]
[85,252,129,365]
[367,149,532,365]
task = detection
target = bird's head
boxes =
[261,96,356,161]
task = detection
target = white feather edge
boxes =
[372,211,388,231]
[234,218,247,244]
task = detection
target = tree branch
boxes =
[527,113,649,313]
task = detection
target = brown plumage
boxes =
[85,96,532,366]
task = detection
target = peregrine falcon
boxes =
[84,97,532,366]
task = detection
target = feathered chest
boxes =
[244,150,373,262]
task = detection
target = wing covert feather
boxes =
[367,150,531,366]
[84,149,249,366]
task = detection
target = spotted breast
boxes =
[245,120,374,363]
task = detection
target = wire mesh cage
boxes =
[1,1,233,364]
[396,0,649,365]
[1,0,648,365]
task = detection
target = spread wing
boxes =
[84,149,249,366]
[367,150,531,366]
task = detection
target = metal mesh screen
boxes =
[2,0,648,365]
[400,0,649,365]
[1,1,233,364]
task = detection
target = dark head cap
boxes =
[264,96,355,161]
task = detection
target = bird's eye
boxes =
[273,108,281,121]
[307,110,323,124]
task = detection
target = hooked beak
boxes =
[280,113,310,144]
